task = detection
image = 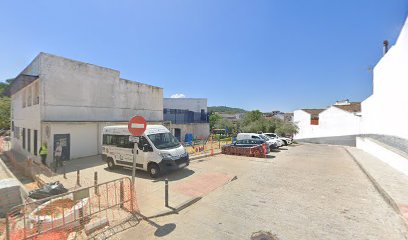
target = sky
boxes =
[1,1,407,112]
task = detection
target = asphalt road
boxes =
[112,144,408,239]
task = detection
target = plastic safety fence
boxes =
[221,145,266,158]
[4,177,138,240]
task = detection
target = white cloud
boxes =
[170,93,186,98]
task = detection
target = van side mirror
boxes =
[143,144,153,152]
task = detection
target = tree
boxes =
[209,113,222,130]
[0,96,10,129]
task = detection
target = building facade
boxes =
[361,17,408,140]
[163,98,209,141]
[294,101,362,140]
[10,53,163,164]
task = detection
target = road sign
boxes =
[128,116,147,136]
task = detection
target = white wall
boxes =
[294,110,319,139]
[362,17,408,140]
[318,107,361,137]
[11,60,42,159]
[43,122,98,163]
[163,98,207,112]
[294,108,361,139]
[39,53,163,122]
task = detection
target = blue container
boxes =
[184,133,193,144]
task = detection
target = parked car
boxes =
[237,133,278,149]
[222,139,269,156]
[264,133,292,146]
[234,139,270,154]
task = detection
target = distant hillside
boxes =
[208,106,248,114]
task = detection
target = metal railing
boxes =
[5,177,137,240]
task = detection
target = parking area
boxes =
[48,146,280,217]
[113,143,407,240]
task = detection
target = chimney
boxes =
[383,40,389,55]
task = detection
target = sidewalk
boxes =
[45,153,225,218]
[345,146,408,225]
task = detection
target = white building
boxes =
[361,17,408,140]
[293,109,325,139]
[163,98,209,141]
[10,53,163,164]
[294,101,362,140]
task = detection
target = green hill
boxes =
[208,106,248,114]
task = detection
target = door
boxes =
[174,128,181,141]
[54,134,70,161]
[137,136,153,169]
[114,135,134,167]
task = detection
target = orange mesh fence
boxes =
[184,138,232,156]
[5,177,138,240]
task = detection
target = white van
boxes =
[236,133,278,149]
[102,125,189,178]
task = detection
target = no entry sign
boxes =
[128,115,147,136]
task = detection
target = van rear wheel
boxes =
[148,163,160,178]
[107,158,116,170]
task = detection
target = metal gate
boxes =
[5,177,138,240]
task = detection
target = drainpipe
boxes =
[383,40,389,55]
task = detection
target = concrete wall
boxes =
[361,17,408,140]
[39,53,163,122]
[297,135,358,147]
[170,123,210,141]
[294,108,361,140]
[163,98,207,113]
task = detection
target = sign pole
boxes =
[132,142,137,187]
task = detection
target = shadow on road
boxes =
[104,166,195,182]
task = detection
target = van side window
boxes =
[117,135,133,148]
[103,134,117,146]
[251,136,260,139]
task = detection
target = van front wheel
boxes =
[148,163,160,178]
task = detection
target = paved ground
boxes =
[115,144,408,240]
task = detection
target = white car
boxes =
[237,133,278,149]
[264,133,292,146]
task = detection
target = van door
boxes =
[137,136,153,169]
[114,135,133,167]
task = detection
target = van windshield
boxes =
[147,132,181,150]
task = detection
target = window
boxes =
[22,90,26,108]
[163,109,168,114]
[34,130,38,156]
[251,136,260,139]
[117,135,133,148]
[103,135,133,148]
[22,128,26,149]
[33,82,39,105]
[27,129,31,153]
[27,86,32,107]
[138,136,153,151]
[14,127,20,139]
[310,115,319,125]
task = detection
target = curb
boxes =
[344,147,408,236]
[145,196,202,219]
[190,151,222,161]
